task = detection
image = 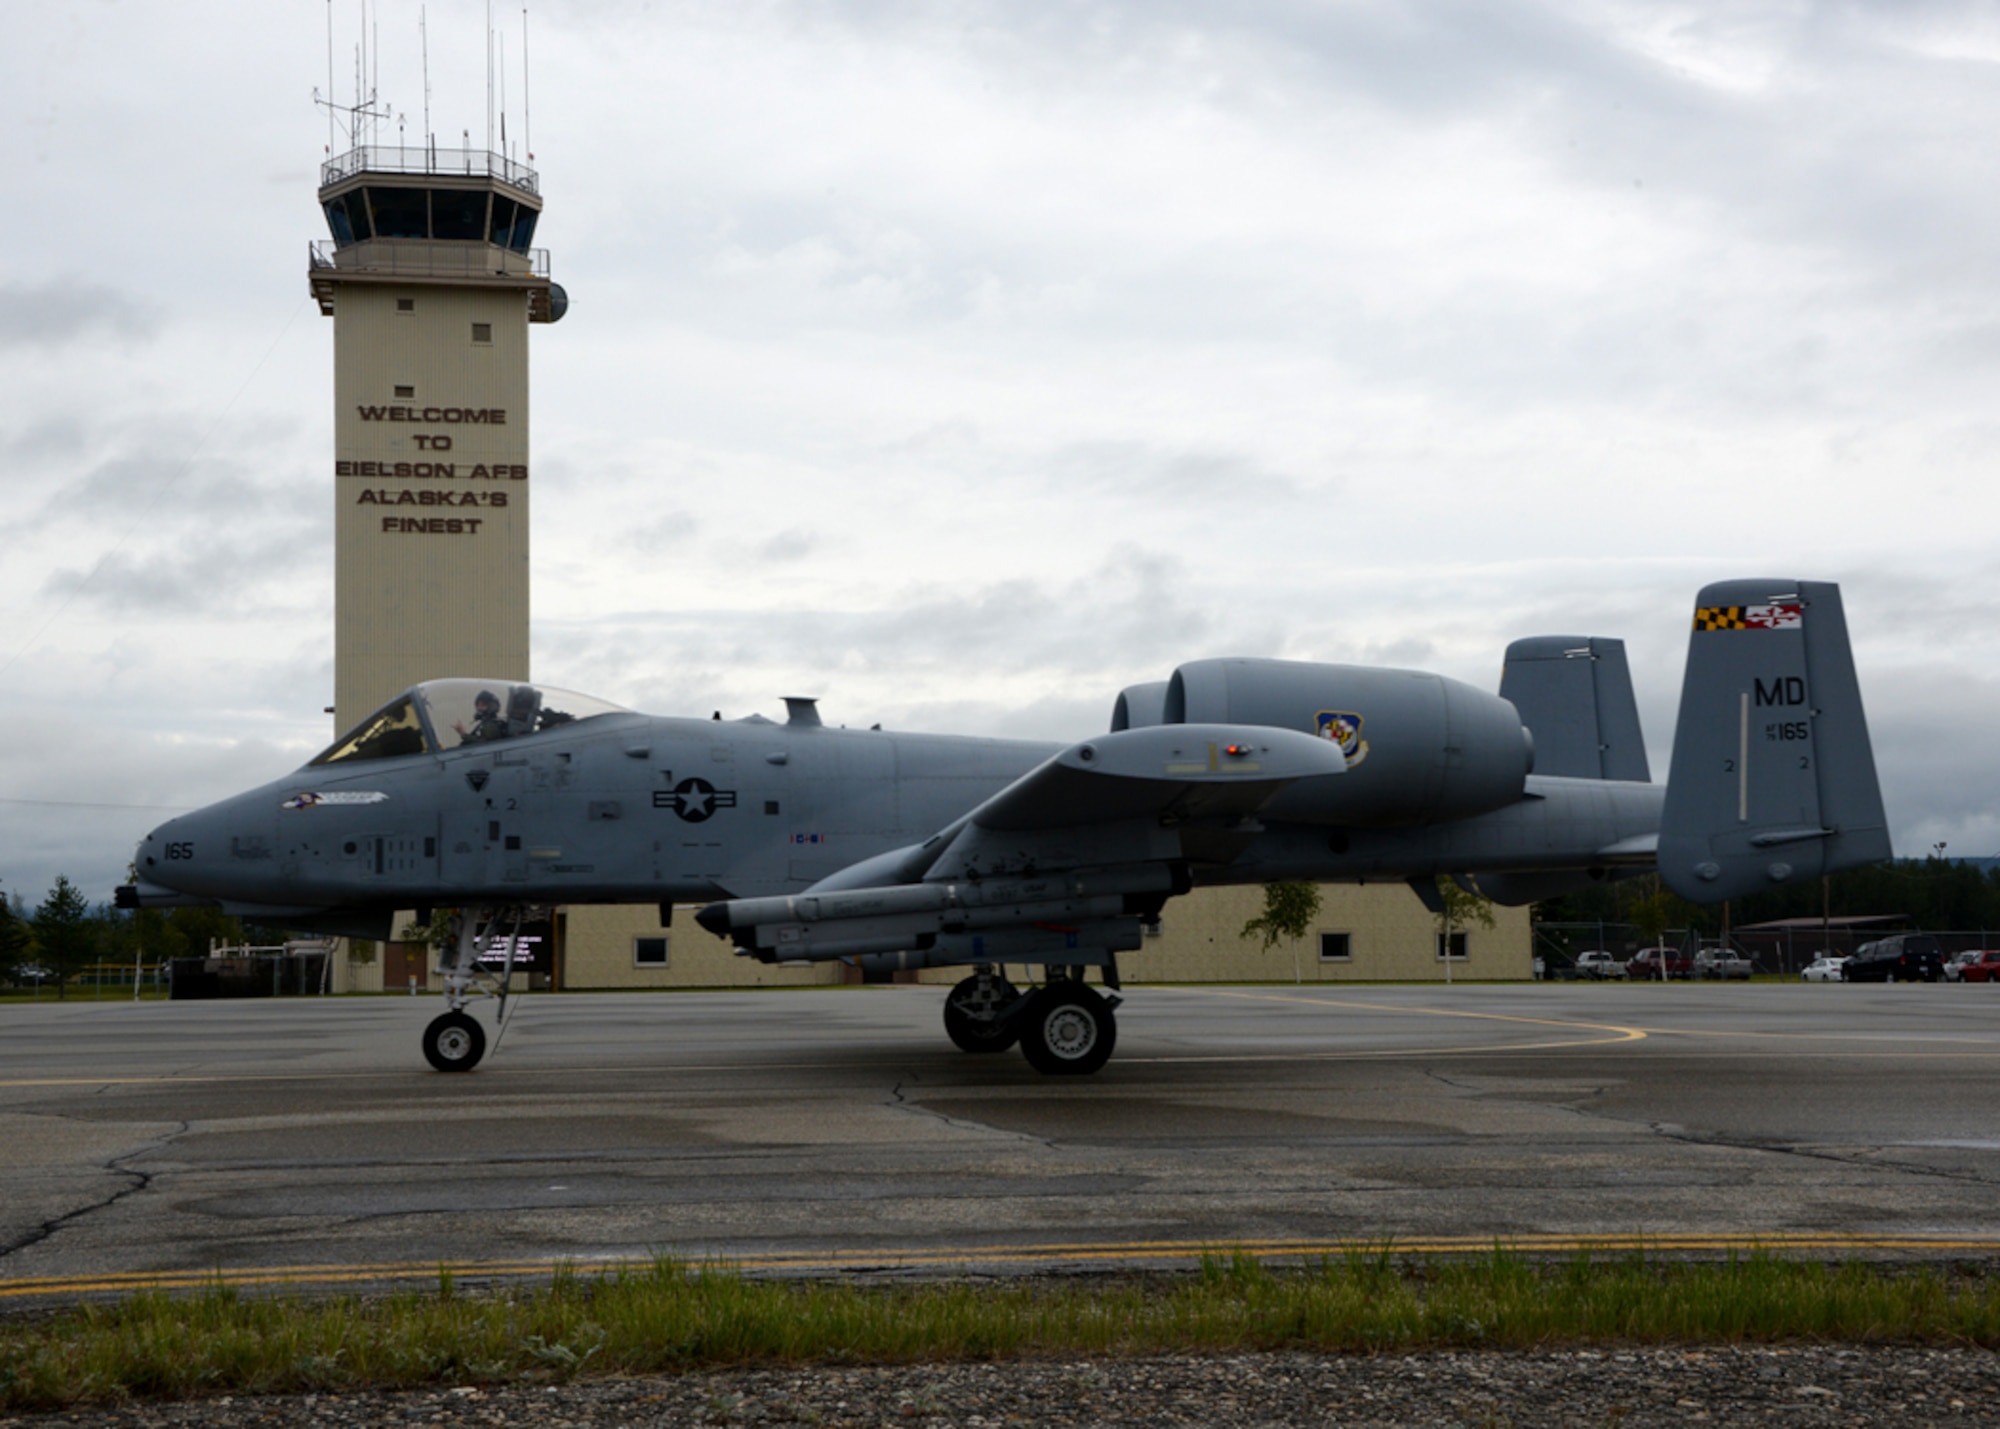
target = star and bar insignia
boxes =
[1694,603,1804,632]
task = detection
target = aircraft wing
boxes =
[695,722,1348,963]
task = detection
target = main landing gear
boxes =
[944,965,1120,1075]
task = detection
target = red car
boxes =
[1626,948,1695,980]
[1959,951,2000,983]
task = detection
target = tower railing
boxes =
[309,240,551,280]
[321,145,540,194]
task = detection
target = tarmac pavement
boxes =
[2,980,1998,1302]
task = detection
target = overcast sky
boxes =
[4,0,1999,907]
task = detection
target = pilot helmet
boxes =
[474,689,500,715]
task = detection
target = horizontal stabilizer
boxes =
[1658,579,1892,902]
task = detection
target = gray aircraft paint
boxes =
[1499,636,1651,783]
[125,578,1893,1071]
[1657,579,1892,903]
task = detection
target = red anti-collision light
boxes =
[1224,744,1249,757]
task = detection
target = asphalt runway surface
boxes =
[3,981,1999,1302]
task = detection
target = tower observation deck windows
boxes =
[431,188,489,241]
[323,193,363,246]
[489,199,537,253]
[319,181,541,250]
[366,186,429,239]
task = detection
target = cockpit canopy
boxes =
[308,679,631,767]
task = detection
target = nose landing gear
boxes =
[419,906,531,1072]
[422,1009,487,1072]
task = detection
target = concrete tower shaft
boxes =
[311,145,563,732]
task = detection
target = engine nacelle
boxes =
[1159,658,1533,826]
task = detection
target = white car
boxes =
[1800,956,1847,983]
[1573,950,1622,980]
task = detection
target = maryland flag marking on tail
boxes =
[1694,603,1803,632]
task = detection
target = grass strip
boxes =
[5,1249,2000,1411]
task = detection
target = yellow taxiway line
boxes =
[8,1233,2000,1300]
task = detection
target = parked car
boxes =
[1956,950,2000,984]
[1626,947,1694,980]
[1693,948,1753,980]
[1840,934,1945,983]
[1573,950,1623,980]
[1944,950,1983,982]
[1800,956,1846,983]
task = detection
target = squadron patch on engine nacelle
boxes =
[1315,711,1370,768]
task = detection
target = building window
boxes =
[396,298,415,313]
[764,800,780,815]
[394,384,415,398]
[1318,932,1351,961]
[1437,931,1468,960]
[1143,919,1163,938]
[634,936,668,968]
[472,322,493,344]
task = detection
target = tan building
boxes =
[311,146,560,731]
[557,884,1532,989]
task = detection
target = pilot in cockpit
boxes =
[454,689,510,745]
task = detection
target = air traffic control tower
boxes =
[310,146,565,731]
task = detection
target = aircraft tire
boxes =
[944,974,1020,1054]
[423,1011,487,1072]
[1018,983,1115,1076]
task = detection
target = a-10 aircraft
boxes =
[120,578,1891,1075]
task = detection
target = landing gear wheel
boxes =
[423,1010,487,1072]
[1018,982,1116,1076]
[944,974,1020,1054]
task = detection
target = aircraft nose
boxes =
[133,814,195,889]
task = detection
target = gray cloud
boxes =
[0,278,158,349]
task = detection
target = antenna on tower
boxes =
[420,6,432,164]
[485,0,495,154]
[371,3,381,146]
[522,7,532,161]
[312,0,391,160]
[324,0,337,154]
[498,31,508,163]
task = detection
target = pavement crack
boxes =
[1647,1123,2000,1187]
[0,1119,189,1264]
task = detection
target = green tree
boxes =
[0,893,36,984]
[1241,882,1324,983]
[31,877,96,1000]
[1434,877,1496,983]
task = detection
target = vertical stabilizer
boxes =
[1658,580,1891,902]
[1498,636,1650,781]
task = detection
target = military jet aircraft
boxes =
[120,578,1890,1075]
